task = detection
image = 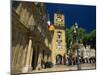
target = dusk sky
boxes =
[45,3,96,33]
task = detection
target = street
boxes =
[32,63,96,73]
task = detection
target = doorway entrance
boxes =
[56,54,62,65]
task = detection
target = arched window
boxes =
[57,31,62,39]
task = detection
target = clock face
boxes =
[55,14,64,26]
[56,15,63,22]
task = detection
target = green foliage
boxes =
[65,28,72,49]
[90,29,96,40]
[78,27,86,41]
[82,29,96,49]
[66,25,96,50]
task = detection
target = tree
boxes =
[65,28,72,49]
[83,33,91,47]
[66,26,86,48]
[89,29,96,49]
[78,27,86,43]
[65,25,75,48]
[82,29,96,49]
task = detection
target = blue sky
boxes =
[45,3,96,33]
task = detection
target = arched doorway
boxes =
[56,54,62,65]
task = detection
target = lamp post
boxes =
[73,22,80,70]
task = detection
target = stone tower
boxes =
[51,13,66,65]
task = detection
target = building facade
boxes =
[11,1,53,74]
[11,1,67,74]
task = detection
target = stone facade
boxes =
[11,1,67,74]
[74,44,96,59]
[11,1,53,74]
[81,45,96,59]
[51,13,66,65]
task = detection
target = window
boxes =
[57,31,62,39]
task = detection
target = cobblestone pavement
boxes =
[31,63,96,73]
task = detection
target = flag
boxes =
[48,24,55,31]
[47,14,55,31]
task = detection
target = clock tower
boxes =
[51,13,66,65]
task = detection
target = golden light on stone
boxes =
[48,25,55,31]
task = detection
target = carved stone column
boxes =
[22,37,32,73]
[29,48,33,67]
[36,52,42,70]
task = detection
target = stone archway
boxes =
[56,54,62,65]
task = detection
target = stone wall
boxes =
[11,1,52,74]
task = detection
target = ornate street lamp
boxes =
[73,22,81,70]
